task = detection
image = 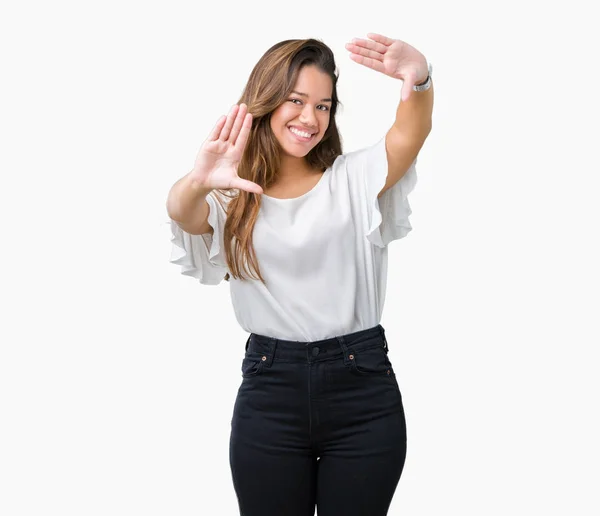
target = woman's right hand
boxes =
[189,103,263,194]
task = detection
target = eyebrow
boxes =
[291,91,332,103]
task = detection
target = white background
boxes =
[1,0,599,514]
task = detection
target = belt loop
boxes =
[337,336,352,366]
[379,325,389,352]
[263,337,277,367]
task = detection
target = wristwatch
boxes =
[413,62,433,92]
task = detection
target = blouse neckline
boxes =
[261,167,331,202]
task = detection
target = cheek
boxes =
[270,110,283,131]
[275,105,295,124]
[318,113,331,133]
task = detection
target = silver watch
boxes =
[413,62,433,92]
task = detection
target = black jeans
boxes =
[229,324,407,516]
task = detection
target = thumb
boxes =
[231,177,264,195]
[400,75,415,103]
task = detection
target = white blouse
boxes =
[169,136,418,341]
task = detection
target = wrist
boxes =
[415,73,429,86]
[413,62,433,92]
[415,58,430,85]
[187,172,214,195]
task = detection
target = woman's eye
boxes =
[288,99,329,112]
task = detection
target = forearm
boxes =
[166,172,213,225]
[393,80,434,139]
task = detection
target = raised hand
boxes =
[190,103,263,194]
[345,33,429,102]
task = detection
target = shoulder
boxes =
[331,137,386,172]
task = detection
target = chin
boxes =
[281,145,312,158]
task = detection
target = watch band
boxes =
[413,62,433,92]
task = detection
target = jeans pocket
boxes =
[241,352,266,378]
[348,345,393,376]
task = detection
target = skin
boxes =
[269,65,333,183]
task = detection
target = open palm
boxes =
[191,103,263,194]
[345,33,428,102]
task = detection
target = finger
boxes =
[348,53,386,74]
[219,104,240,141]
[348,37,387,55]
[231,177,263,195]
[234,112,253,152]
[228,103,248,145]
[207,115,226,142]
[345,42,384,62]
[367,33,395,46]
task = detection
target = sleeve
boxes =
[168,192,229,285]
[344,136,418,248]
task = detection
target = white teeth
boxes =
[289,127,313,139]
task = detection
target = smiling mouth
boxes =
[288,127,316,142]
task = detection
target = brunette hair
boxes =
[214,38,343,283]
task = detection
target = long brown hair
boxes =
[215,38,343,283]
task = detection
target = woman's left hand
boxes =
[345,33,428,102]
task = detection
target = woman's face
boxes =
[270,65,333,159]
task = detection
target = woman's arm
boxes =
[381,80,434,197]
[344,34,434,197]
[166,173,214,236]
[391,73,433,139]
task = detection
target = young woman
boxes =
[166,33,433,516]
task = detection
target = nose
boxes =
[299,104,318,128]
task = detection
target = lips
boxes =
[288,126,316,142]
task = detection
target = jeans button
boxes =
[312,346,320,356]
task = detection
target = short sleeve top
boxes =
[169,136,418,341]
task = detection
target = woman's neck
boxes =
[277,155,319,181]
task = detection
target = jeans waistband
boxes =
[246,324,389,364]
